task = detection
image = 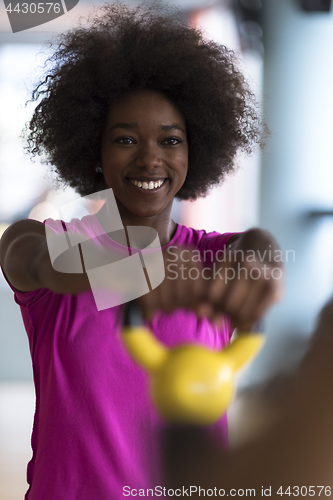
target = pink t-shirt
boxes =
[2,214,237,500]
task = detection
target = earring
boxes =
[95,165,102,173]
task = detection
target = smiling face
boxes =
[100,90,188,224]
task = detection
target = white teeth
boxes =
[130,179,165,190]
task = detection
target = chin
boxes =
[131,209,163,218]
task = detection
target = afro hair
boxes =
[26,1,264,201]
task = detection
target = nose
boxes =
[135,142,162,169]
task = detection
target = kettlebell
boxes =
[122,300,264,425]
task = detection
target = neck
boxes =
[97,200,177,247]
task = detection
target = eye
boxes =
[163,137,182,146]
[115,137,135,145]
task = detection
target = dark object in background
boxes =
[164,297,333,498]
[300,0,332,11]
[232,0,264,54]
[164,426,222,491]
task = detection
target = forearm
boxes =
[5,232,90,294]
[36,238,91,294]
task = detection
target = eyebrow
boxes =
[109,122,186,134]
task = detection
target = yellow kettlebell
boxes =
[122,300,264,425]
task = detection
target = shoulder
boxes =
[173,223,238,251]
[44,213,98,233]
[42,214,104,254]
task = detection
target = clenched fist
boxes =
[137,228,284,330]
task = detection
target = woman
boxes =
[0,3,282,498]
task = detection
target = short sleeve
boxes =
[0,218,57,307]
[215,232,240,250]
[198,231,241,266]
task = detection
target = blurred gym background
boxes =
[1,0,333,498]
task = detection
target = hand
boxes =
[137,245,211,322]
[137,229,284,330]
[203,229,284,330]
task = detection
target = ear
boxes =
[93,159,102,173]
[222,334,265,371]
